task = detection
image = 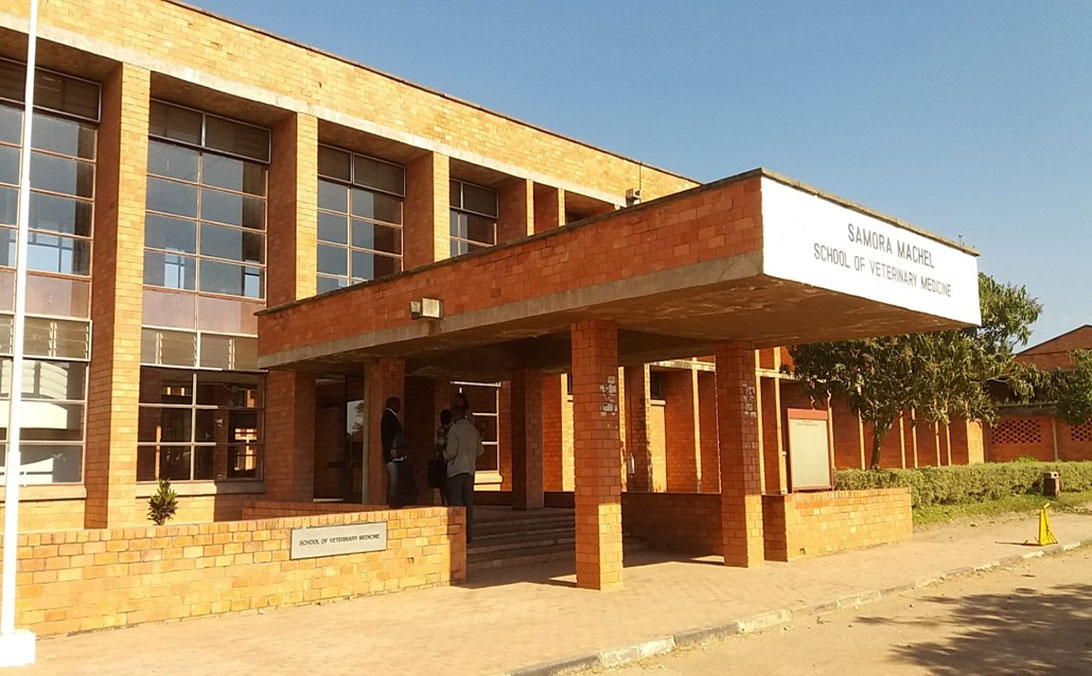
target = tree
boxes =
[789,274,1043,468]
[1056,350,1092,426]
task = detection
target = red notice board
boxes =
[786,408,834,491]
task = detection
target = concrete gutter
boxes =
[503,538,1091,676]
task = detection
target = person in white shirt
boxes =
[443,405,484,542]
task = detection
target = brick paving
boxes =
[22,512,1092,676]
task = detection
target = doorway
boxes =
[313,374,366,501]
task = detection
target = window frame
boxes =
[316,144,405,291]
[136,367,265,483]
[144,100,269,302]
[451,380,501,473]
[449,178,498,256]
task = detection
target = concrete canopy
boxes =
[257,169,981,381]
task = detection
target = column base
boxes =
[0,629,36,667]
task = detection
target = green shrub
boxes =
[834,461,1092,508]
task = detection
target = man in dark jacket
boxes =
[381,396,402,465]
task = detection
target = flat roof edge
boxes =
[161,0,698,186]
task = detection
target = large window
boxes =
[144,100,269,300]
[0,59,98,485]
[449,179,497,257]
[316,145,404,293]
[137,368,264,482]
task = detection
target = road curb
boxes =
[502,537,1092,675]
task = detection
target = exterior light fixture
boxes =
[625,188,642,207]
[410,298,443,320]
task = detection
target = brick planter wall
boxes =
[762,488,912,562]
[621,493,722,554]
[0,503,464,637]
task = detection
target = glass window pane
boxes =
[449,180,460,208]
[318,180,347,212]
[233,336,257,370]
[318,211,347,244]
[0,227,16,265]
[462,183,498,217]
[26,232,90,275]
[352,220,401,255]
[28,152,94,198]
[196,295,260,335]
[160,330,197,367]
[200,188,265,229]
[317,244,347,276]
[144,250,197,290]
[199,259,263,299]
[228,410,260,443]
[143,288,196,330]
[316,275,345,294]
[450,239,468,257]
[205,116,269,163]
[17,403,83,441]
[149,101,202,145]
[32,115,95,159]
[227,444,261,479]
[53,319,89,359]
[145,213,197,254]
[202,154,265,196]
[362,252,399,281]
[351,189,401,225]
[137,445,156,481]
[139,367,193,404]
[0,188,17,225]
[194,408,216,443]
[0,106,20,145]
[138,407,191,443]
[317,146,350,181]
[449,211,464,237]
[377,162,404,196]
[0,358,85,400]
[199,333,231,369]
[200,223,264,264]
[146,177,197,218]
[0,444,82,484]
[26,274,90,319]
[465,213,496,245]
[0,145,19,186]
[159,446,192,481]
[194,446,215,480]
[196,371,262,407]
[30,192,92,237]
[146,140,198,182]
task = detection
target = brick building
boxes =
[0,0,983,634]
[983,325,1092,462]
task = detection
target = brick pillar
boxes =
[497,178,534,244]
[715,342,764,567]
[404,151,449,269]
[404,376,438,503]
[624,365,652,492]
[697,371,720,492]
[366,358,405,504]
[533,183,565,233]
[541,375,564,491]
[510,370,544,509]
[760,376,787,494]
[571,320,623,590]
[263,112,319,502]
[664,369,700,492]
[84,63,150,528]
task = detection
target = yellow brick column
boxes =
[84,63,150,528]
[265,112,319,502]
[404,151,450,269]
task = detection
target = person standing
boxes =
[381,396,402,465]
[429,409,454,505]
[385,434,418,509]
[444,405,484,542]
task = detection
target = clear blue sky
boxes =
[199,0,1091,345]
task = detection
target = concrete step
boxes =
[474,517,575,536]
[468,534,576,555]
[466,536,648,573]
[471,525,576,543]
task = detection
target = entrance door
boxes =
[313,374,365,501]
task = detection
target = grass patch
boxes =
[913,489,1092,526]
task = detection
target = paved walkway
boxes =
[21,512,1092,676]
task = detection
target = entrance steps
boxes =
[467,507,646,573]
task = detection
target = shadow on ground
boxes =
[859,582,1092,674]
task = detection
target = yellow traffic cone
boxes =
[1037,503,1058,546]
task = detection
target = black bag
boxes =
[427,456,447,489]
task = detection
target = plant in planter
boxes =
[147,478,178,526]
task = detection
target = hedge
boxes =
[834,462,1092,509]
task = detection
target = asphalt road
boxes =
[609,546,1092,675]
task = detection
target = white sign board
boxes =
[290,522,387,560]
[762,177,981,325]
[787,416,832,492]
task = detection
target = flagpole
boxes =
[0,0,38,666]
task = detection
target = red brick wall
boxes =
[621,493,721,554]
[2,503,464,637]
[986,416,1054,462]
[663,370,699,492]
[542,375,565,491]
[697,371,720,493]
[762,488,912,562]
